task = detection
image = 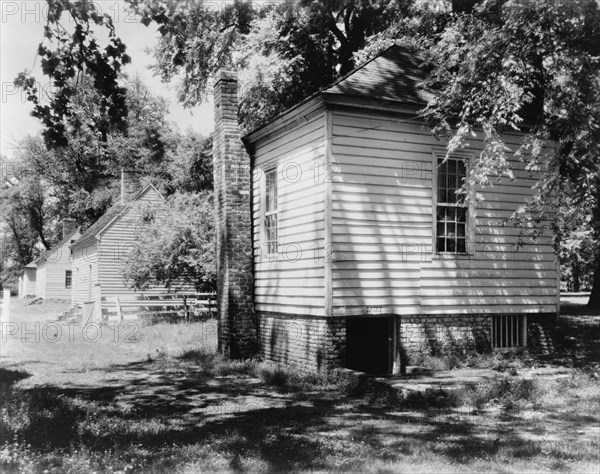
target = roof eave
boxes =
[321,92,427,117]
[71,233,101,250]
[72,184,164,250]
[243,94,430,146]
[243,95,325,145]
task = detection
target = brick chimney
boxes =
[212,70,257,358]
[62,218,77,239]
[120,169,142,204]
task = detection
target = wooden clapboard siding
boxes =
[41,234,79,299]
[330,108,558,317]
[70,186,193,307]
[71,241,98,305]
[21,268,36,296]
[96,187,176,300]
[250,106,327,316]
[35,262,46,299]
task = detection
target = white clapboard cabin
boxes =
[21,219,80,300]
[71,172,194,319]
[235,45,559,373]
[70,177,184,317]
[18,264,37,297]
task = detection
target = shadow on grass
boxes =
[539,304,600,367]
[2,354,598,473]
[2,308,599,470]
[0,367,30,387]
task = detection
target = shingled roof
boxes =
[244,45,433,141]
[73,203,127,248]
[28,228,80,266]
[323,45,433,106]
[72,183,163,249]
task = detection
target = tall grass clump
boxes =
[417,348,535,372]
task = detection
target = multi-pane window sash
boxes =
[65,270,72,289]
[264,168,278,256]
[436,157,468,253]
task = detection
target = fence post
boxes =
[1,288,10,323]
[183,295,189,323]
[115,296,123,321]
[94,284,102,322]
[207,294,213,317]
[83,302,95,324]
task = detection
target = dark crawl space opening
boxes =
[346,317,392,374]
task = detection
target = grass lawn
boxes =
[0,298,599,473]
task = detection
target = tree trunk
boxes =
[572,262,581,293]
[588,254,600,309]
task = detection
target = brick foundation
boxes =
[258,312,557,372]
[526,313,557,355]
[258,313,346,372]
[398,314,493,365]
[399,313,557,365]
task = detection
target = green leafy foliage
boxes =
[556,182,598,292]
[3,72,213,289]
[418,0,600,305]
[12,0,600,304]
[122,192,215,292]
[162,132,213,195]
[15,76,176,228]
[0,142,59,286]
[14,0,131,149]
[134,0,415,131]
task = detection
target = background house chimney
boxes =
[121,169,142,204]
[62,218,77,239]
[213,70,257,358]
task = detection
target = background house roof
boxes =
[72,183,163,249]
[28,229,81,265]
[73,203,127,248]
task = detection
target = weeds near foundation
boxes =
[177,349,341,392]
[453,377,543,410]
[339,375,548,411]
[416,348,536,372]
[350,370,600,418]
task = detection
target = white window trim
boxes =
[262,164,279,258]
[432,150,476,256]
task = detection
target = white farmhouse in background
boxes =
[19,219,80,300]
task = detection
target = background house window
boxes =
[142,209,156,223]
[65,270,72,288]
[436,157,468,253]
[264,168,278,256]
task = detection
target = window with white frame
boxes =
[264,167,278,256]
[65,270,72,288]
[436,156,468,253]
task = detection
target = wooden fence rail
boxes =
[106,292,217,322]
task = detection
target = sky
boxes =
[0,0,215,160]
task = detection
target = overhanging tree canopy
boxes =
[420,0,600,306]
[14,0,600,306]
